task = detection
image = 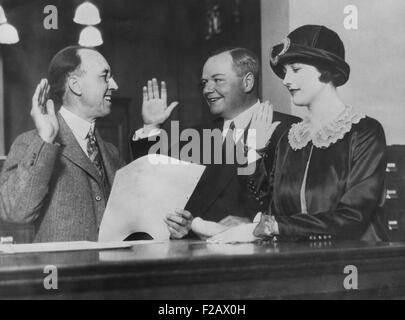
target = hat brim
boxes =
[270,43,350,86]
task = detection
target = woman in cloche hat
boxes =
[210,25,388,243]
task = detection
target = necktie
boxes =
[86,127,103,176]
[224,121,236,142]
[222,121,236,164]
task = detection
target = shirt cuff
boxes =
[132,126,161,141]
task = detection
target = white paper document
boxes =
[98,154,205,241]
[0,241,139,254]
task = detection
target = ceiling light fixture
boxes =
[0,6,19,44]
[78,26,103,47]
[73,1,101,25]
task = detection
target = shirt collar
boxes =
[59,106,95,140]
[223,100,261,131]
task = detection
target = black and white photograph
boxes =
[0,0,404,303]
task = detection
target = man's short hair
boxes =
[210,47,260,90]
[47,45,97,107]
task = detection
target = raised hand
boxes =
[30,79,59,144]
[142,78,179,127]
[246,101,278,150]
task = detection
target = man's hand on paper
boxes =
[165,209,193,239]
[142,78,178,135]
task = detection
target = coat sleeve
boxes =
[275,118,387,240]
[0,132,60,223]
[130,133,164,160]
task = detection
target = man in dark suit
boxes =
[0,46,125,242]
[131,48,299,239]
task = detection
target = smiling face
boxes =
[76,49,118,120]
[282,62,327,107]
[201,52,246,119]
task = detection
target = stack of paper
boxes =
[0,241,137,254]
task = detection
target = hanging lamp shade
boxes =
[0,6,7,24]
[73,1,101,25]
[0,5,19,44]
[78,26,103,47]
[0,23,19,44]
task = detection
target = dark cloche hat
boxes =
[270,25,350,86]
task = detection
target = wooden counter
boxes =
[1,240,405,299]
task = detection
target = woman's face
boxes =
[282,62,326,107]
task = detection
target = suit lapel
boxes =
[188,110,286,216]
[95,129,121,187]
[186,118,236,216]
[200,120,255,214]
[56,114,102,185]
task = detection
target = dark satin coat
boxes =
[261,117,388,241]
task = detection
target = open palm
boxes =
[30,79,59,144]
[142,78,178,126]
[247,101,278,150]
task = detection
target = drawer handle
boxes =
[386,163,397,172]
[386,190,398,199]
[388,220,399,231]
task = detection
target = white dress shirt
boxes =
[59,107,95,158]
[222,100,261,142]
[223,101,264,163]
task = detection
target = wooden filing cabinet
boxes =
[384,145,405,241]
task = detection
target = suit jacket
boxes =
[0,114,125,242]
[130,111,300,224]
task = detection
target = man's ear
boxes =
[242,72,255,93]
[67,76,82,96]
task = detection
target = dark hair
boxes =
[281,57,343,87]
[316,63,344,87]
[47,45,97,107]
[210,47,260,90]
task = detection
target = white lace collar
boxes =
[288,106,365,150]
